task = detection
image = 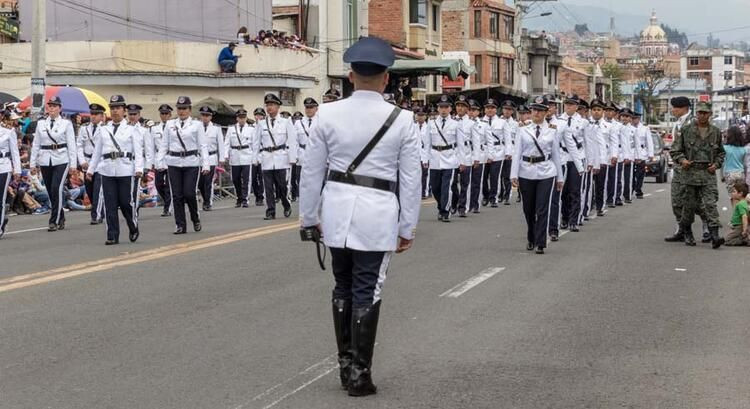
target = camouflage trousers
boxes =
[671,178,707,222]
[680,183,721,230]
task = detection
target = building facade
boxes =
[639,11,668,57]
[521,31,561,96]
[680,44,746,119]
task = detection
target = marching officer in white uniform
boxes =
[126,104,152,211]
[414,106,430,198]
[156,96,210,234]
[86,95,144,245]
[30,96,78,232]
[225,109,254,207]
[605,103,623,207]
[450,94,473,217]
[618,109,636,203]
[588,99,612,217]
[424,94,466,222]
[0,120,21,238]
[631,111,654,198]
[253,93,298,220]
[251,107,266,206]
[511,95,564,254]
[499,100,518,205]
[580,99,603,223]
[468,99,488,213]
[482,99,503,207]
[197,106,226,211]
[151,104,173,217]
[292,97,318,202]
[77,103,106,224]
[300,36,421,397]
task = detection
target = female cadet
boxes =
[0,120,21,238]
[511,95,564,254]
[86,95,144,245]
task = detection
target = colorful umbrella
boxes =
[0,92,20,106]
[18,86,110,116]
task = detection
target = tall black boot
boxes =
[332,298,353,389]
[701,222,712,243]
[710,227,725,249]
[348,301,381,397]
[683,225,696,246]
[664,223,684,242]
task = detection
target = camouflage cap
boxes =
[695,101,712,113]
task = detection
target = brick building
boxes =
[558,66,591,101]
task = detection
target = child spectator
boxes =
[725,181,749,246]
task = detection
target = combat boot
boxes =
[710,227,725,249]
[701,222,711,243]
[683,225,696,246]
[664,223,684,242]
[332,298,353,389]
[348,301,380,397]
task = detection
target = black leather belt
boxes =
[84,153,93,159]
[0,151,10,158]
[261,144,287,153]
[168,150,199,157]
[299,144,306,149]
[231,145,249,150]
[691,162,711,169]
[522,155,549,164]
[103,152,134,160]
[493,141,504,146]
[640,145,645,149]
[327,170,397,194]
[41,143,67,150]
[432,144,456,152]
[208,150,218,156]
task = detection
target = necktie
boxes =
[50,119,55,128]
[180,120,185,128]
[204,124,208,132]
[240,125,244,132]
[162,123,166,131]
[568,117,572,126]
[489,117,493,126]
[308,118,312,127]
[419,123,423,130]
[92,124,98,136]
[271,118,275,127]
[441,118,446,129]
[535,125,540,139]
[113,123,120,135]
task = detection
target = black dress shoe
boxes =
[458,210,467,218]
[161,211,171,217]
[560,222,569,230]
[450,206,457,215]
[504,200,510,206]
[264,214,276,220]
[440,215,451,222]
[90,219,99,225]
[193,221,202,232]
[570,225,580,232]
[235,202,242,208]
[490,202,498,208]
[550,233,559,242]
[583,216,590,221]
[535,247,545,254]
[624,199,632,204]
[471,208,480,214]
[173,227,186,235]
[202,205,212,211]
[597,210,605,217]
[255,200,264,206]
[48,223,58,232]
[57,220,65,230]
[526,242,535,251]
[129,228,139,242]
[242,201,249,208]
[615,201,624,206]
[636,195,644,199]
[482,198,489,206]
[290,197,297,203]
[283,207,292,218]
[105,239,119,245]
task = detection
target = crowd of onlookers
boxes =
[721,125,750,246]
[236,27,307,50]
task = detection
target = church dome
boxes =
[640,10,666,42]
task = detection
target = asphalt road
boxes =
[1,179,748,409]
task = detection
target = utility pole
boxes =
[30,0,46,120]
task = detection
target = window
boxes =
[503,15,514,40]
[688,57,699,66]
[489,12,499,39]
[409,0,427,25]
[473,10,481,38]
[724,71,733,80]
[490,56,500,83]
[432,4,439,32]
[344,0,357,47]
[724,56,733,65]
[474,54,483,83]
[503,57,514,84]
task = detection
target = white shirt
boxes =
[510,121,564,181]
[150,122,169,169]
[553,113,585,172]
[76,122,100,166]
[607,119,623,161]
[501,116,518,157]
[224,122,255,166]
[634,123,655,160]
[198,121,225,167]
[471,118,490,163]
[423,115,466,169]
[456,114,474,166]
[87,121,144,177]
[583,118,608,169]
[619,124,636,161]
[299,90,421,252]
[485,115,506,161]
[156,117,210,170]
[0,127,21,174]
[414,120,430,163]
[30,116,77,168]
[130,122,153,170]
[295,115,317,165]
[252,114,298,170]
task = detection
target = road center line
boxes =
[655,189,665,193]
[439,267,505,298]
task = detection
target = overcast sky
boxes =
[558,0,750,42]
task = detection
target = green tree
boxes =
[587,63,624,103]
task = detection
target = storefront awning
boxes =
[389,59,475,81]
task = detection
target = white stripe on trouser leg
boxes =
[56,164,70,225]
[603,166,609,204]
[96,175,105,220]
[130,176,138,228]
[555,165,568,231]
[166,167,177,229]
[372,252,393,304]
[1,172,10,231]
[497,160,505,201]
[445,169,455,212]
[246,166,251,201]
[209,171,215,206]
[194,168,201,219]
[545,177,556,241]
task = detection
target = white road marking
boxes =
[674,268,687,272]
[644,193,652,197]
[439,267,505,298]
[4,227,48,235]
[655,189,665,193]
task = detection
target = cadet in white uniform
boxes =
[156,96,210,234]
[414,106,430,198]
[86,95,143,245]
[30,96,78,231]
[588,100,612,216]
[250,108,266,206]
[225,109,254,207]
[556,96,586,233]
[577,100,596,222]
[253,93,298,220]
[300,37,421,397]
[0,121,21,238]
[450,95,473,217]
[631,112,654,198]
[618,109,636,203]
[498,100,518,205]
[197,106,225,211]
[482,99,503,207]
[77,103,106,224]
[126,104,151,213]
[511,96,564,254]
[292,97,318,202]
[424,94,466,222]
[604,103,623,207]
[468,99,488,213]
[151,104,173,217]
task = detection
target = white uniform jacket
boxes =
[0,127,21,174]
[502,117,519,158]
[76,122,100,166]
[510,122,564,182]
[199,122,225,167]
[295,115,317,165]
[224,122,255,166]
[607,119,623,162]
[150,122,169,170]
[156,117,210,170]
[414,121,430,164]
[485,115,506,162]
[30,117,77,168]
[471,118,490,163]
[424,115,466,169]
[634,124,654,160]
[299,90,422,252]
[583,119,606,169]
[252,114,298,170]
[553,113,585,172]
[619,124,635,161]
[87,122,144,177]
[456,115,474,167]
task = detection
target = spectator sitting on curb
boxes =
[725,181,749,246]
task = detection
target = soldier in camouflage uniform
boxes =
[669,102,725,248]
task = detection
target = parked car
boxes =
[645,132,669,183]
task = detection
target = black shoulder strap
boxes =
[45,121,59,145]
[530,126,546,157]
[175,123,188,152]
[434,119,449,145]
[346,107,401,174]
[104,126,123,154]
[265,117,277,147]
